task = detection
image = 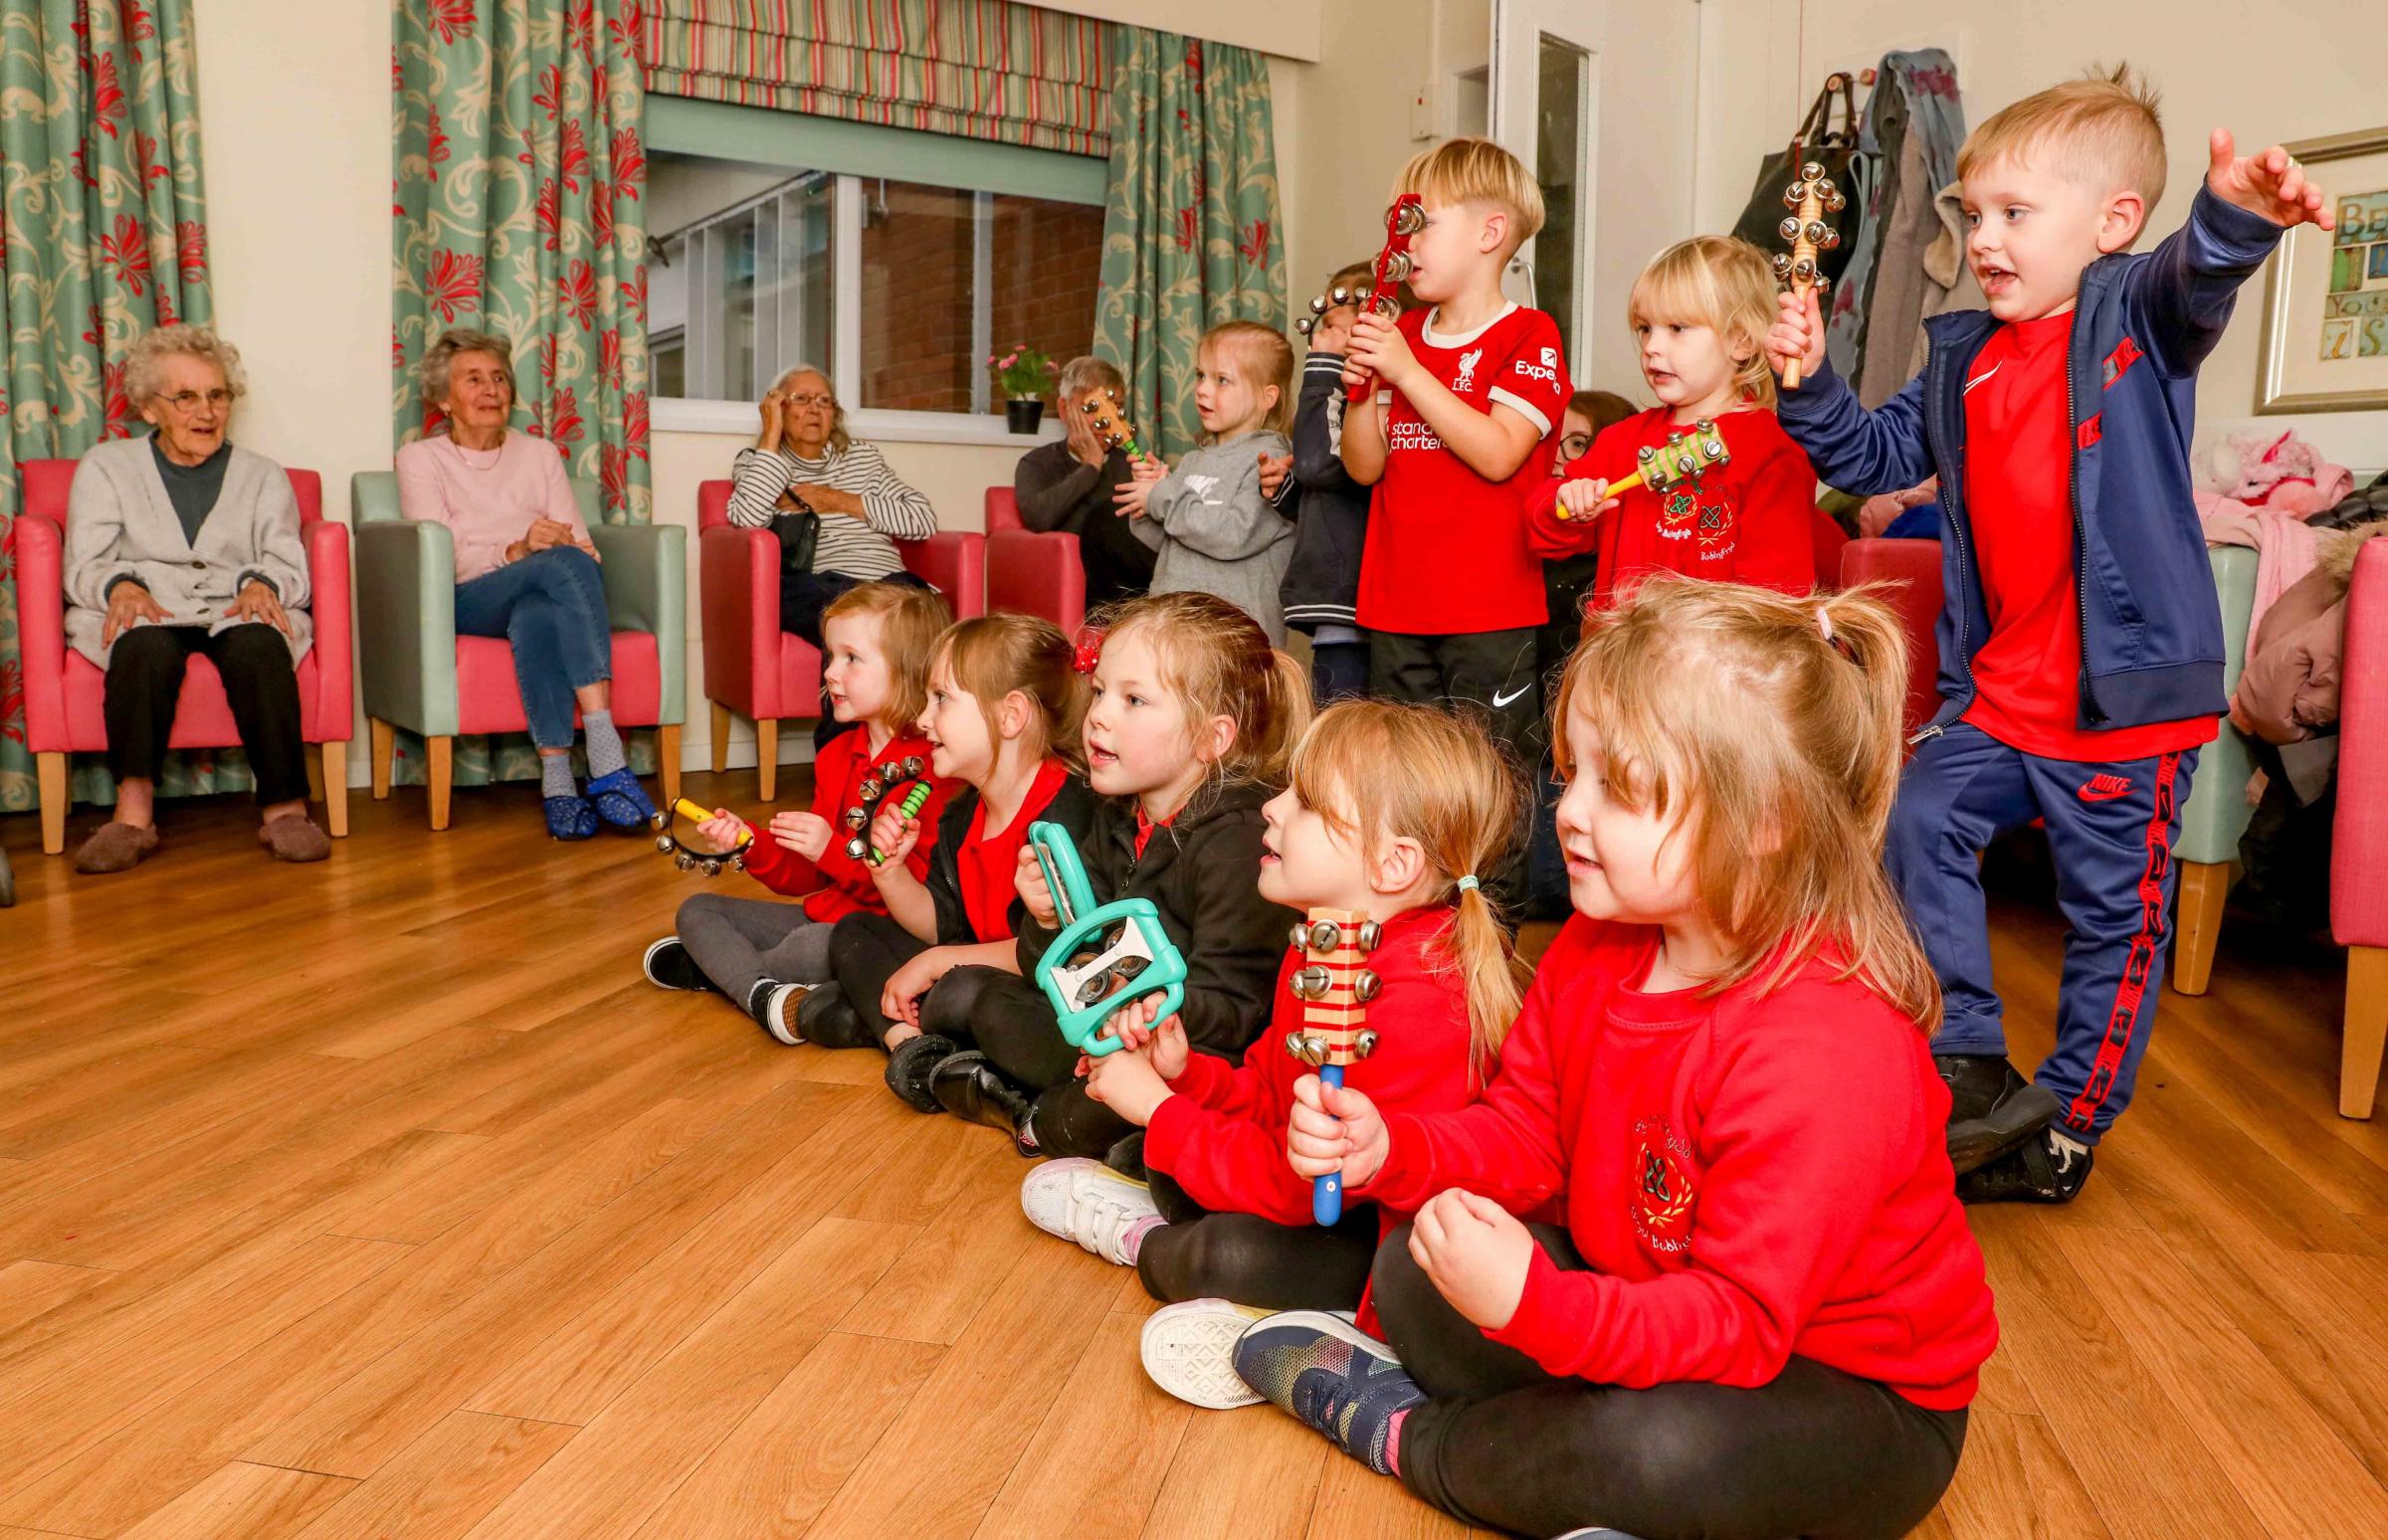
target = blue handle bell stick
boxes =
[1284,909,1381,1229]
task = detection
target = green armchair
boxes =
[2170,545,2259,994]
[352,472,686,829]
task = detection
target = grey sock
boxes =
[540,753,577,800]
[584,710,627,779]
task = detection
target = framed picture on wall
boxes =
[2258,126,2388,414]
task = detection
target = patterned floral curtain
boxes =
[1092,30,1283,462]
[0,0,217,816]
[389,0,653,790]
[643,0,1111,157]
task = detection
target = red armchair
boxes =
[697,480,983,800]
[14,457,352,856]
[984,485,1086,632]
[2333,540,2388,1117]
[1838,538,1945,739]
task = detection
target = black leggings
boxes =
[1135,1170,1380,1312]
[946,969,1135,1158]
[1375,1224,1968,1540]
[104,623,308,805]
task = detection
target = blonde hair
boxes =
[1551,576,1940,1029]
[1627,236,1780,410]
[821,581,952,729]
[1289,701,1528,1079]
[1395,136,1546,255]
[1058,355,1125,403]
[932,613,1089,772]
[1094,590,1310,788]
[1201,320,1294,439]
[1958,64,2167,216]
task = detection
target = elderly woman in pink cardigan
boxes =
[395,327,654,841]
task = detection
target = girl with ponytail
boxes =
[1241,577,1995,1540]
[1018,699,1529,1408]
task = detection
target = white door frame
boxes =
[1490,0,1603,383]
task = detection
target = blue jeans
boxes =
[453,546,612,749]
[1885,720,2198,1143]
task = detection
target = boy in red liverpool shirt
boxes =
[1528,236,1818,606]
[1234,581,1997,1540]
[1338,137,1570,819]
[1768,67,2334,1201]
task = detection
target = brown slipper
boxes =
[259,815,331,864]
[73,821,160,874]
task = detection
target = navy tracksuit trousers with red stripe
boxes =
[1886,720,2197,1144]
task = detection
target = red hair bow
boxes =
[1072,630,1104,674]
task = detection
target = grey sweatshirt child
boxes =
[1131,430,1296,644]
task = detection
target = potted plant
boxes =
[989,346,1058,433]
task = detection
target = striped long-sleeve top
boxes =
[726,442,937,579]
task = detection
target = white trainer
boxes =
[1141,1298,1271,1409]
[1019,1157,1162,1266]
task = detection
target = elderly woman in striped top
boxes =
[730,365,938,646]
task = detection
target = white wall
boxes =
[1697,0,2388,468]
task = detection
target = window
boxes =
[649,149,1106,429]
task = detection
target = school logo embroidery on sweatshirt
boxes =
[1631,1116,1696,1254]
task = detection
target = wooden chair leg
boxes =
[305,753,325,805]
[755,718,778,804]
[370,717,394,801]
[659,724,683,810]
[2343,946,2388,1120]
[2171,860,2232,996]
[428,735,453,832]
[320,740,349,838]
[709,700,731,775]
[37,751,67,856]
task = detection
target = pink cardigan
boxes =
[395,432,589,582]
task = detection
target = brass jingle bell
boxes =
[1289,921,1310,952]
[1665,430,1686,447]
[1819,227,1842,251]
[845,836,870,861]
[1814,275,1832,295]
[901,756,925,778]
[655,834,675,854]
[1308,293,1330,315]
[1304,918,1344,954]
[1637,445,1659,466]
[675,853,696,871]
[1772,251,1793,277]
[1800,160,1826,179]
[1291,964,1332,1000]
[1357,919,1382,952]
[1783,181,1809,208]
[1284,1030,1322,1066]
[1354,1029,1380,1058]
[1295,314,1315,335]
[859,776,884,802]
[1779,215,1803,242]
[1352,970,1382,1005]
[699,859,722,877]
[1823,187,1848,213]
[649,808,669,831]
[1701,434,1725,460]
[1692,418,1716,433]
[728,854,746,872]
[1804,220,1830,246]
[843,806,868,830]
[1791,257,1818,283]
[1331,286,1355,305]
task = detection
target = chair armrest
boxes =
[303,519,355,741]
[984,527,1086,633]
[353,517,460,738]
[899,531,986,619]
[13,511,68,752]
[700,523,784,719]
[2178,546,2260,866]
[2334,542,2388,948]
[589,522,687,725]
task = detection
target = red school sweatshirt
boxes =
[1361,916,1998,1411]
[735,728,956,924]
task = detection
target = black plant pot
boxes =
[1005,398,1045,434]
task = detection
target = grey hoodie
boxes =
[1132,430,1295,644]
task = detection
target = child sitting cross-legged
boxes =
[1234,579,1999,1540]
[1015,700,1526,1410]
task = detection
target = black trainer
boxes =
[1957,1127,2094,1205]
[642,937,715,993]
[885,1034,958,1112]
[747,979,810,1045]
[1938,1054,2062,1176]
[795,983,872,1050]
[930,1050,1035,1146]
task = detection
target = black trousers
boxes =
[1136,1168,1380,1312]
[104,623,308,806]
[939,967,1135,1158]
[1368,626,1541,906]
[1375,1224,1968,1540]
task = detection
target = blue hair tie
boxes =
[1456,874,1480,893]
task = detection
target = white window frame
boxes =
[646,98,1108,447]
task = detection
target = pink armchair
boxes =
[984,486,1086,632]
[697,480,983,801]
[1838,538,1945,740]
[2333,540,2388,1117]
[14,457,352,856]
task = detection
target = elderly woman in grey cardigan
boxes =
[61,324,328,872]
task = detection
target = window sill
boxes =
[654,396,1065,448]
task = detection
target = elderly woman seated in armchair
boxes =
[395,326,656,840]
[61,324,327,873]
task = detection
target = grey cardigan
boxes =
[1132,431,1296,644]
[63,437,311,668]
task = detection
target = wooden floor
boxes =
[2,773,2385,1540]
